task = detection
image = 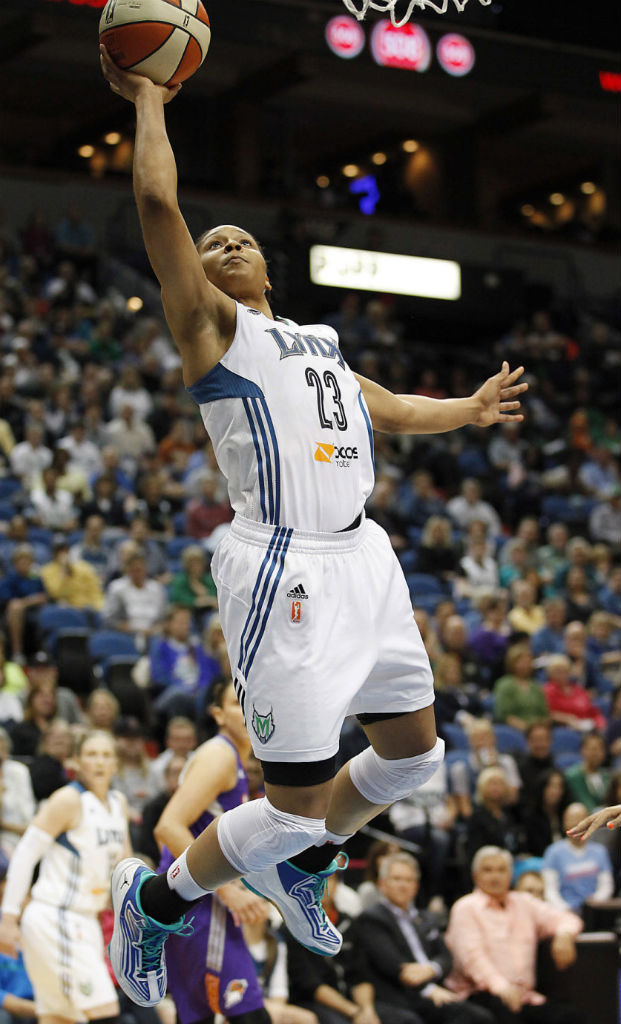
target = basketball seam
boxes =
[167,33,200,85]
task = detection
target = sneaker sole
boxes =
[109,859,163,1007]
[241,877,341,957]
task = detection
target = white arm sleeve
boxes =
[1,825,54,917]
[542,868,570,911]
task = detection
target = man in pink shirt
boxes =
[445,846,582,1024]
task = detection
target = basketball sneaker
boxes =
[109,858,193,1007]
[241,854,347,956]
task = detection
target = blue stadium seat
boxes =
[38,606,89,638]
[0,501,14,521]
[444,749,469,771]
[0,478,21,500]
[398,550,418,574]
[551,727,583,755]
[493,723,527,754]
[413,594,442,614]
[166,537,195,560]
[89,630,139,662]
[27,527,54,545]
[173,512,187,535]
[442,722,468,750]
[554,751,582,771]
[406,573,447,597]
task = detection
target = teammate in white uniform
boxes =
[0,731,131,1024]
[99,45,528,1008]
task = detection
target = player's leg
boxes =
[38,1016,75,1024]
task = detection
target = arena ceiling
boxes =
[0,0,618,206]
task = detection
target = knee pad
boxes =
[348,737,445,805]
[217,796,326,875]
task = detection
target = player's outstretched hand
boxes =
[100,45,181,105]
[566,804,621,841]
[472,361,528,428]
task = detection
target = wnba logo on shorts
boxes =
[291,600,302,622]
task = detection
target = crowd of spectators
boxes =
[0,208,619,1022]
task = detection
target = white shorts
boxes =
[21,899,118,1021]
[211,513,434,763]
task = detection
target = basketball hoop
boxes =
[342,0,492,29]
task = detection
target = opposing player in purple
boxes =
[100,45,528,1009]
[155,681,270,1024]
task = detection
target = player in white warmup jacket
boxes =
[99,45,528,1009]
[0,730,131,1024]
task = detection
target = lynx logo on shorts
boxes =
[224,978,248,1009]
[252,705,275,744]
[314,442,358,467]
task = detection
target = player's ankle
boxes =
[138,873,195,925]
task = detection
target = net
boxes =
[342,0,492,28]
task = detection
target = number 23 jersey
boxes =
[188,303,375,533]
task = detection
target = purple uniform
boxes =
[158,736,264,1022]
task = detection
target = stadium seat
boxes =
[173,511,187,535]
[406,573,447,597]
[0,478,21,500]
[398,549,418,574]
[413,594,442,614]
[27,527,54,546]
[554,751,582,771]
[55,629,93,695]
[0,501,14,521]
[442,722,468,750]
[89,630,139,663]
[493,723,527,754]
[38,606,89,641]
[166,537,195,559]
[551,727,583,755]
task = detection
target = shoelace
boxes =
[140,917,194,974]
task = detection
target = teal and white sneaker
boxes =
[241,854,347,956]
[109,858,193,1007]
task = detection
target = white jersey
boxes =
[31,783,127,915]
[188,303,375,532]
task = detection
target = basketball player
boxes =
[100,47,528,1007]
[0,730,131,1024]
[155,680,270,1024]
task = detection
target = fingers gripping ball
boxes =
[99,0,211,87]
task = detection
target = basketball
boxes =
[99,0,211,87]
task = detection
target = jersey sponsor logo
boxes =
[224,978,249,1009]
[287,583,309,599]
[314,442,358,466]
[252,705,275,744]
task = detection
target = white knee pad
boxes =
[348,737,445,805]
[217,796,326,875]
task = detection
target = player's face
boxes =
[78,733,117,792]
[214,684,248,745]
[198,225,269,301]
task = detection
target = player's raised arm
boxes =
[356,361,527,435]
[566,804,621,841]
[99,46,235,383]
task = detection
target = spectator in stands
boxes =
[9,424,51,488]
[589,487,621,547]
[27,717,72,802]
[357,840,401,912]
[7,679,57,758]
[109,517,167,580]
[515,721,554,796]
[467,593,511,684]
[0,728,35,856]
[398,469,446,528]
[531,599,567,658]
[578,446,620,499]
[53,206,95,270]
[439,616,482,689]
[84,688,120,734]
[40,536,104,611]
[95,445,135,495]
[133,474,174,538]
[0,635,27,725]
[586,610,621,688]
[349,852,494,1024]
[562,621,599,692]
[57,418,103,478]
[521,768,572,857]
[137,753,186,867]
[514,870,545,900]
[447,479,501,538]
[498,539,529,589]
[25,655,83,726]
[564,732,610,811]
[413,608,441,667]
[536,524,570,590]
[507,580,545,636]
[433,653,483,735]
[80,472,128,528]
[242,913,318,1024]
[562,567,596,624]
[102,549,167,645]
[598,563,621,617]
[168,545,217,617]
[0,377,24,444]
[449,718,521,819]
[445,846,582,1024]
[542,803,614,912]
[150,606,218,720]
[112,716,157,836]
[553,537,596,594]
[465,766,526,862]
[0,870,36,1022]
[185,476,233,541]
[28,467,77,532]
[0,417,14,469]
[104,403,155,466]
[49,447,90,505]
[542,654,606,731]
[68,515,109,582]
[147,715,197,792]
[109,366,153,422]
[157,418,195,472]
[493,643,549,731]
[604,687,621,764]
[457,537,499,599]
[0,546,47,665]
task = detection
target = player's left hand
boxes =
[471,362,528,428]
[100,45,181,105]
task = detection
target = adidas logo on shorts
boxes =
[287,583,309,599]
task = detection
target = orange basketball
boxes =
[99,0,211,87]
